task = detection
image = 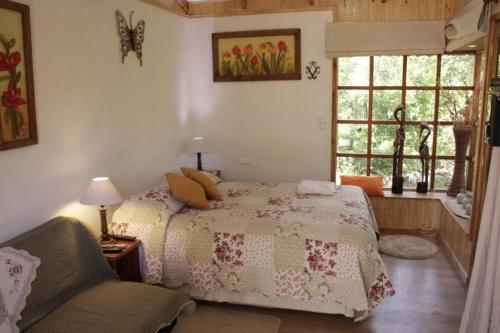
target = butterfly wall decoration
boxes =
[116,10,145,66]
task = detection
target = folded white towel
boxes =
[297,180,336,195]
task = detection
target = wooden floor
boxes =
[200,240,467,333]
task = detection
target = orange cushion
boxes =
[165,173,209,209]
[181,167,223,201]
[340,176,384,196]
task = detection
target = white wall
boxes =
[181,11,333,183]
[0,0,189,242]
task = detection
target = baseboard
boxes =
[437,231,469,285]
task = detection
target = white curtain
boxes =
[459,146,500,333]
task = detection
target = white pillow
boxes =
[201,171,222,185]
[0,247,40,333]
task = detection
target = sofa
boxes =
[0,217,195,333]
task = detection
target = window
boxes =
[333,54,477,191]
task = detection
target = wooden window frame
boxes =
[331,53,481,191]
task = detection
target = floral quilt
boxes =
[163,182,395,321]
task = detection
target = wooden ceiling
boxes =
[143,0,472,19]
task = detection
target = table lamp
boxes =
[186,137,210,171]
[80,177,123,244]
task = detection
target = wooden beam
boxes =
[143,0,469,19]
[174,0,189,14]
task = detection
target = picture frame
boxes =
[212,28,301,82]
[0,0,37,151]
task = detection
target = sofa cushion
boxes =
[0,217,117,331]
[23,280,195,333]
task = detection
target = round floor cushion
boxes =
[378,235,438,259]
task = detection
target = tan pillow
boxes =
[181,167,223,201]
[165,173,209,209]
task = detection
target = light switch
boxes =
[240,157,252,165]
[318,118,326,129]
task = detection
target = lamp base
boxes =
[100,234,115,244]
[197,152,203,171]
[99,206,115,244]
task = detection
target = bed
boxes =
[110,181,394,321]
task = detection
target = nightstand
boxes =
[103,239,142,282]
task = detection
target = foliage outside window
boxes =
[334,54,476,190]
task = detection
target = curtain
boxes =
[459,146,500,333]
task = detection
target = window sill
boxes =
[440,197,470,234]
[369,191,471,234]
[370,191,448,200]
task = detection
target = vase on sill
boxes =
[447,127,473,197]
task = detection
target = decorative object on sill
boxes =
[417,122,432,193]
[186,136,210,171]
[212,29,301,82]
[116,10,145,66]
[444,190,472,219]
[391,106,405,194]
[80,177,123,244]
[305,61,320,79]
[378,235,438,259]
[0,0,38,152]
[445,97,475,196]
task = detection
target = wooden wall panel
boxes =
[142,0,188,16]
[143,0,470,19]
[438,205,474,282]
[370,196,442,232]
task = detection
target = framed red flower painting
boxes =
[212,29,301,82]
[0,0,37,151]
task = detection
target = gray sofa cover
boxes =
[1,217,195,333]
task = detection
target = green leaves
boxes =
[0,33,16,53]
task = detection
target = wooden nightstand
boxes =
[103,239,142,282]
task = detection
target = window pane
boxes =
[439,90,472,121]
[370,158,392,188]
[372,124,398,154]
[374,56,403,86]
[406,90,435,121]
[337,124,368,153]
[405,125,434,155]
[441,54,475,87]
[373,90,403,120]
[437,125,455,156]
[338,90,368,120]
[336,157,367,183]
[403,159,421,189]
[407,55,437,86]
[338,57,369,86]
[435,159,454,189]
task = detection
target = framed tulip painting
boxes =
[212,29,301,82]
[0,0,37,151]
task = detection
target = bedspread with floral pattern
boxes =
[163,182,394,320]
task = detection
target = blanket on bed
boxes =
[111,182,394,321]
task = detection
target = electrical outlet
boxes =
[239,157,252,165]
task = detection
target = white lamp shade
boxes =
[80,177,123,206]
[186,137,210,153]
